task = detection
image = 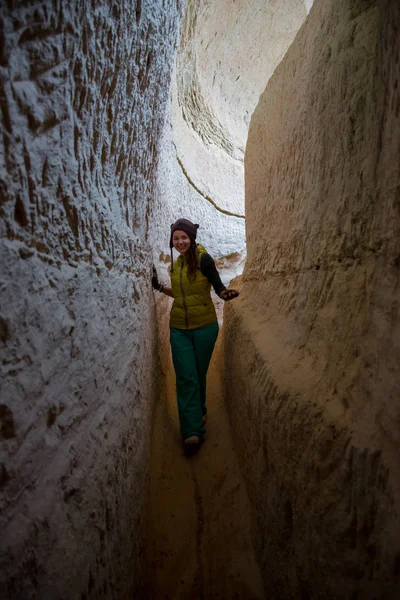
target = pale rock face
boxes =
[225,0,400,597]
[305,0,314,13]
[150,0,311,283]
[150,99,247,287]
[0,1,182,597]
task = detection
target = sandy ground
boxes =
[142,332,265,600]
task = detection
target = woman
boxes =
[152,218,239,452]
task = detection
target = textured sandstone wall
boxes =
[225,0,400,598]
[150,1,312,285]
[0,1,182,598]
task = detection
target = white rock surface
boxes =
[151,0,311,285]
[150,100,247,285]
[225,0,400,597]
[0,1,182,597]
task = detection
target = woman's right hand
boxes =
[152,265,162,290]
[151,265,174,297]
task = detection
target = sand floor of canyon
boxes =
[144,334,265,600]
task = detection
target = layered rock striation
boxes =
[225,0,400,597]
[0,1,182,597]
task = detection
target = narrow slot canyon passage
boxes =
[144,335,264,599]
[1,1,400,599]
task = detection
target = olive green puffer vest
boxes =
[169,244,217,330]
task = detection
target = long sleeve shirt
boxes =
[199,253,226,296]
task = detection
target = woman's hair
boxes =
[186,242,200,281]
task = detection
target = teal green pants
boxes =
[170,322,219,439]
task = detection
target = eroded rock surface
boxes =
[150,0,312,284]
[0,1,181,597]
[225,0,400,597]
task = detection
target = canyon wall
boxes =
[149,2,313,384]
[150,0,312,285]
[225,0,400,597]
[0,1,182,597]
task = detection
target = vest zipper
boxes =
[180,258,189,329]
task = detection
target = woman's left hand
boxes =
[219,289,240,301]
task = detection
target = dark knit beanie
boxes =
[169,218,199,271]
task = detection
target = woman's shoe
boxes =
[184,435,201,456]
[184,435,200,446]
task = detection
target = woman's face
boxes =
[172,230,191,255]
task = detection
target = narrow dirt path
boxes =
[144,334,265,599]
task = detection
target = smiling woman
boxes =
[152,218,239,452]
